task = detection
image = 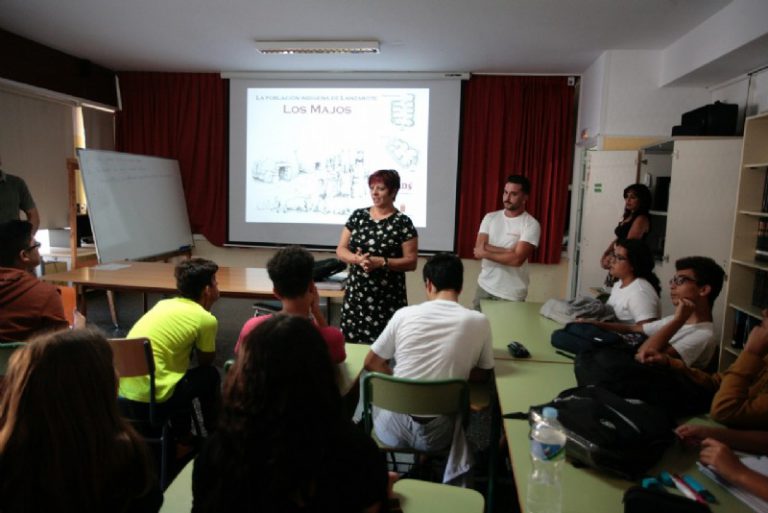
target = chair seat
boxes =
[371,426,451,457]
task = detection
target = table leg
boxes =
[107,291,119,328]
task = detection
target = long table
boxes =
[40,261,345,314]
[481,300,571,363]
[486,301,751,513]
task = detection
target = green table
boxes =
[338,342,369,395]
[160,464,485,513]
[494,359,752,513]
[481,300,571,363]
[393,478,484,513]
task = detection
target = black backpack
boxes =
[508,385,675,479]
[574,345,715,418]
[312,258,347,282]
[550,322,623,355]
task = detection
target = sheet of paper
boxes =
[697,461,768,513]
[93,263,131,271]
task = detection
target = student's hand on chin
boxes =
[674,298,695,321]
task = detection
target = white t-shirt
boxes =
[476,210,541,301]
[642,315,716,369]
[606,278,660,323]
[371,299,495,380]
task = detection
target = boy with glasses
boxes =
[0,220,69,341]
[585,256,724,369]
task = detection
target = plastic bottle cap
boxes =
[542,407,558,419]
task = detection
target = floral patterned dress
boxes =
[340,208,418,344]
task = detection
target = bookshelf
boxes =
[721,112,768,369]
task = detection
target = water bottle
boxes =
[526,406,566,513]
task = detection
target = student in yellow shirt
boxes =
[119,258,221,436]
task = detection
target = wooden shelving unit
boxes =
[720,112,768,370]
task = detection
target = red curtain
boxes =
[457,75,575,264]
[115,72,227,246]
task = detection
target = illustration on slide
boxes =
[245,89,428,225]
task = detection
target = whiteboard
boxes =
[77,149,194,262]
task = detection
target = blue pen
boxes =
[682,474,716,503]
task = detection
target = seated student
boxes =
[234,246,345,363]
[193,315,388,513]
[364,253,494,484]
[604,239,660,324]
[676,424,768,502]
[586,256,724,369]
[641,309,768,428]
[0,328,161,513]
[119,258,221,435]
[0,220,71,341]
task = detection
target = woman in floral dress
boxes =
[336,169,418,343]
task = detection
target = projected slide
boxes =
[245,88,429,227]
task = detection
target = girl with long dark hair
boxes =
[192,315,388,513]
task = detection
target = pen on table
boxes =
[670,473,707,504]
[682,474,716,503]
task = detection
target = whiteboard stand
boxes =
[67,157,119,328]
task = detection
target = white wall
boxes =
[0,87,74,229]
[661,0,768,86]
[601,50,710,137]
[578,53,607,141]
[709,68,768,124]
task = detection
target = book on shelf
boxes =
[757,219,768,262]
[732,309,763,349]
[697,454,768,513]
[762,173,768,212]
[732,310,746,349]
[753,270,768,309]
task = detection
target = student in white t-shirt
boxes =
[364,253,494,484]
[472,174,541,309]
[584,256,725,369]
[605,239,660,324]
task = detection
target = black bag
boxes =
[624,486,711,513]
[312,258,346,282]
[527,386,675,479]
[550,322,623,355]
[574,346,714,418]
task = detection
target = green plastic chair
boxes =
[361,372,470,475]
[0,342,26,376]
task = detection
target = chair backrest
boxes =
[107,338,158,419]
[0,342,26,376]
[362,372,469,433]
[56,285,77,327]
[108,337,154,378]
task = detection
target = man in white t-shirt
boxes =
[364,253,494,483]
[588,256,725,370]
[472,174,541,309]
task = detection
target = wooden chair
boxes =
[108,337,172,490]
[361,372,470,477]
[56,285,77,327]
